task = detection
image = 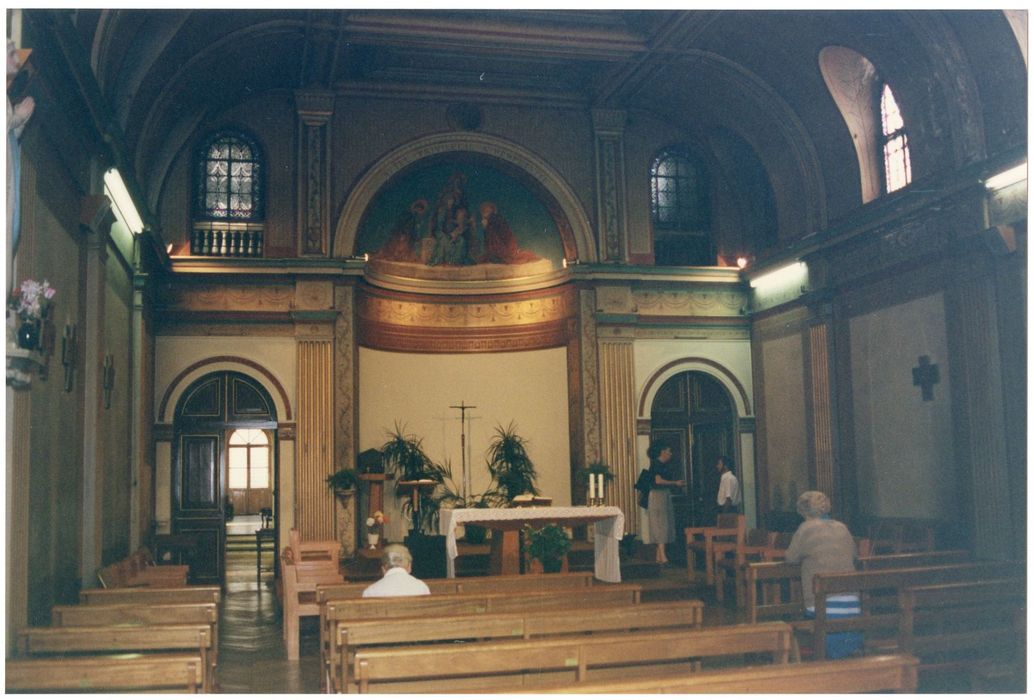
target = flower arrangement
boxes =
[10,278,55,321]
[365,510,387,548]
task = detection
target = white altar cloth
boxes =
[439,506,624,583]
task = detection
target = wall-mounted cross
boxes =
[912,355,940,401]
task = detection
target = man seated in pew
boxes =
[784,490,862,659]
[362,544,431,598]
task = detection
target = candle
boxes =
[589,473,596,500]
[599,475,604,502]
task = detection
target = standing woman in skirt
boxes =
[642,441,686,565]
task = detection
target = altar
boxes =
[439,506,624,583]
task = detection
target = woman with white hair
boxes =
[784,490,862,659]
[362,544,431,598]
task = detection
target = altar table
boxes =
[439,506,624,583]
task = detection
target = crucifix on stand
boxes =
[449,401,477,501]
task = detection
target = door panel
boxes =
[174,433,224,584]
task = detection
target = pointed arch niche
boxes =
[819,46,883,204]
[332,133,596,267]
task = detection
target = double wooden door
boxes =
[172,372,277,584]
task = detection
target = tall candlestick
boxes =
[589,474,596,500]
[599,475,604,502]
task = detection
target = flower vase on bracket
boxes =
[16,319,39,350]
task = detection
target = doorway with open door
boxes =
[649,370,736,563]
[171,371,279,585]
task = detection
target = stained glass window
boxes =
[195,131,264,221]
[880,83,912,193]
[650,147,713,265]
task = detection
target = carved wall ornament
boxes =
[635,289,746,317]
[161,284,295,312]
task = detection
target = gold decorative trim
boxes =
[361,319,570,354]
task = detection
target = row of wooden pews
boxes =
[308,567,921,694]
[96,546,190,588]
[6,583,221,693]
[742,550,1026,690]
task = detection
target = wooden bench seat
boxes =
[282,547,345,660]
[325,599,704,692]
[319,582,642,667]
[97,547,190,588]
[80,584,221,606]
[17,622,216,691]
[316,570,594,605]
[5,653,205,693]
[811,560,1027,660]
[52,601,220,667]
[898,577,1025,691]
[352,622,793,693]
[532,653,920,694]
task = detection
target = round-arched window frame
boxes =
[193,130,265,221]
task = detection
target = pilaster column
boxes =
[293,281,336,540]
[334,284,358,556]
[568,288,602,479]
[295,90,334,257]
[80,195,115,584]
[592,109,629,262]
[950,272,1012,559]
[597,338,638,527]
[808,318,835,499]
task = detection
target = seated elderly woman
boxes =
[784,490,862,659]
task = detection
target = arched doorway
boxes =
[649,371,736,532]
[172,371,278,584]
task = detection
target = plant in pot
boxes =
[524,523,571,573]
[380,423,446,534]
[325,467,359,494]
[486,422,539,503]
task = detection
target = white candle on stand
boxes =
[589,474,596,500]
[599,475,605,501]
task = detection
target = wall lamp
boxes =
[103,168,145,235]
[749,261,808,291]
[983,161,1026,191]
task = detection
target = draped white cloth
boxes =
[439,506,624,582]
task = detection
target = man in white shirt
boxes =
[716,455,741,513]
[362,543,431,597]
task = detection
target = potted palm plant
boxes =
[486,422,539,502]
[436,461,506,544]
[524,523,571,573]
[380,423,448,578]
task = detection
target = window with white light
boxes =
[227,428,270,490]
[879,83,912,193]
[194,131,264,221]
[650,146,713,265]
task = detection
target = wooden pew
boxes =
[745,551,979,624]
[859,549,971,571]
[52,601,220,666]
[684,513,744,585]
[811,560,1027,660]
[316,570,594,605]
[5,653,205,693]
[17,623,216,691]
[282,547,345,660]
[352,622,793,693]
[898,577,1025,691]
[319,582,642,667]
[96,547,190,588]
[532,654,920,694]
[326,599,704,692]
[80,584,221,606]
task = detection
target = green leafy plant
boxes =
[325,468,359,492]
[486,422,539,501]
[381,423,446,534]
[574,461,614,491]
[524,523,571,572]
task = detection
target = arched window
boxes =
[228,428,270,491]
[191,130,265,256]
[879,83,912,193]
[650,147,712,265]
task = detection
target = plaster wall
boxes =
[759,332,809,512]
[358,346,571,542]
[849,292,956,520]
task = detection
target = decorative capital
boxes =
[295,89,335,123]
[80,195,115,236]
[591,108,627,135]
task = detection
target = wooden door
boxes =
[172,372,278,585]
